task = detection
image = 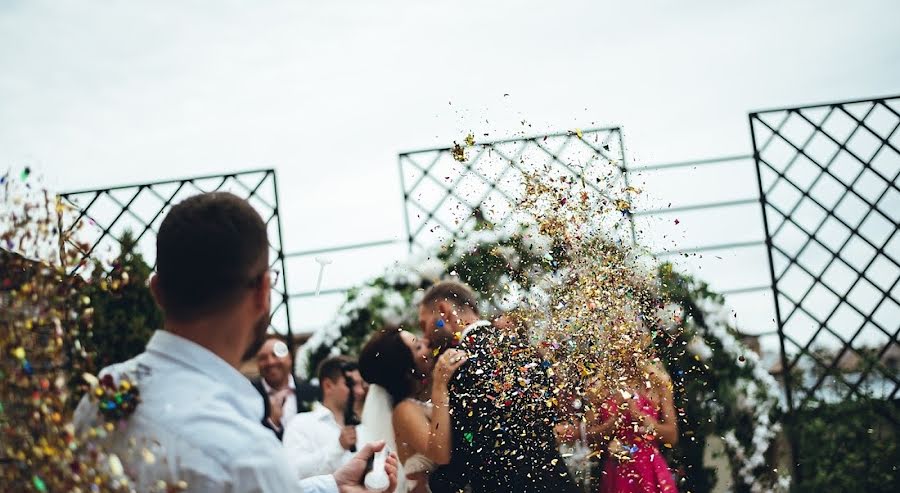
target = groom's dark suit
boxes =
[429,322,578,493]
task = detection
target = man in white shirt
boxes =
[283,356,362,479]
[73,192,397,493]
[253,336,312,439]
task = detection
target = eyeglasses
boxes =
[247,267,280,288]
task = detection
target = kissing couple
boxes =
[357,280,578,493]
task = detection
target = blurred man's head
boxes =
[149,192,272,363]
[257,337,292,389]
[317,356,356,411]
[418,280,480,350]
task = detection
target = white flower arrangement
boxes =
[684,299,789,492]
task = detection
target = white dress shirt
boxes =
[283,403,355,480]
[73,330,338,493]
[460,319,492,340]
[261,373,299,428]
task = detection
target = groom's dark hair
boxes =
[420,280,480,315]
[154,192,269,321]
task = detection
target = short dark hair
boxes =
[357,326,419,407]
[420,280,480,315]
[155,192,269,321]
[317,355,357,384]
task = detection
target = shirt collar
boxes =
[311,402,339,423]
[459,320,492,340]
[145,330,262,420]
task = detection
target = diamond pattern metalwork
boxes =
[398,128,628,251]
[58,169,295,345]
[751,96,900,416]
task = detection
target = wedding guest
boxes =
[419,280,578,493]
[252,336,319,439]
[357,326,467,493]
[585,332,678,493]
[283,356,365,480]
[73,192,397,493]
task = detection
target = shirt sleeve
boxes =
[299,475,339,493]
[225,440,340,493]
[72,393,97,435]
[282,416,350,479]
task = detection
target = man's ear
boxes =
[436,300,452,320]
[148,274,164,309]
[254,269,271,309]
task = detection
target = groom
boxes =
[419,280,577,493]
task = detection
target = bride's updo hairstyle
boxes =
[358,326,423,407]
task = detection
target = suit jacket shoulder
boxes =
[250,377,283,441]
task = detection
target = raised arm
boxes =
[639,369,679,446]
[393,348,467,465]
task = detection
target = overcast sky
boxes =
[2,0,898,347]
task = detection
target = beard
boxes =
[241,311,271,362]
[430,327,458,353]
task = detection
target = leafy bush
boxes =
[791,398,898,492]
[80,230,161,372]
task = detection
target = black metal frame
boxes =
[58,169,296,353]
[398,127,628,250]
[401,132,774,297]
[751,94,900,479]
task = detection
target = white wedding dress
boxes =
[360,385,436,493]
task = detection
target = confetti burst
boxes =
[0,171,180,491]
[505,163,676,415]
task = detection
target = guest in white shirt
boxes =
[284,356,363,479]
[73,192,397,493]
[253,336,305,438]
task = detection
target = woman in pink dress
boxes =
[587,362,679,493]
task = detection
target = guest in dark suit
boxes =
[251,336,319,440]
[419,280,578,493]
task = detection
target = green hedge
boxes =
[791,398,898,492]
[80,230,161,372]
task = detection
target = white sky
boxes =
[2,0,898,352]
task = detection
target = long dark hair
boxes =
[358,326,423,407]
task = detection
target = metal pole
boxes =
[617,128,637,245]
[749,112,799,483]
[398,154,414,253]
[270,170,296,358]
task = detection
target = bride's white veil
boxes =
[359,384,404,492]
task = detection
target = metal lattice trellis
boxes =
[399,127,629,251]
[750,95,900,421]
[58,169,295,350]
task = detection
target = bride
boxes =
[357,326,467,493]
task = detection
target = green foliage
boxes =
[81,230,161,372]
[656,264,784,492]
[792,399,899,493]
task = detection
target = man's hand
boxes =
[333,441,399,493]
[339,425,358,451]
